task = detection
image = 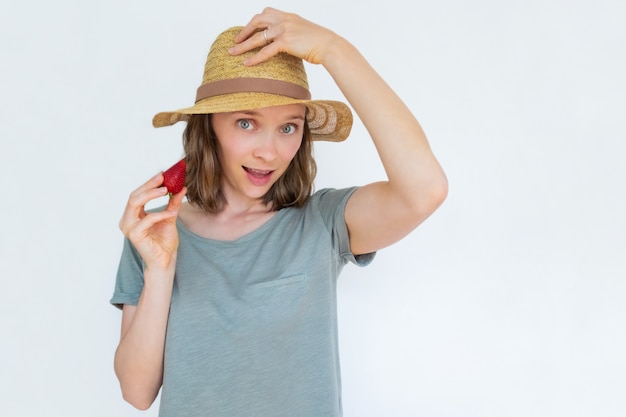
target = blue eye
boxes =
[281,124,296,134]
[237,119,253,130]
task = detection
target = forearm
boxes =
[114,266,175,410]
[321,37,447,208]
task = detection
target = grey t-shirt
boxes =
[111,187,374,417]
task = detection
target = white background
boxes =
[1,0,625,416]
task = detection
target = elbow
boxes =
[430,174,449,212]
[115,362,160,411]
[120,386,158,411]
[127,398,154,411]
[408,174,449,222]
[432,174,449,207]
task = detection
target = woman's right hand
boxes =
[118,172,187,270]
[232,7,341,67]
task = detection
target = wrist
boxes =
[320,36,359,72]
[144,256,177,282]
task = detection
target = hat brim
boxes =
[152,92,352,143]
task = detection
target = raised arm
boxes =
[320,36,448,255]
[233,8,448,255]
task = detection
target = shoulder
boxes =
[295,187,359,234]
[307,187,359,213]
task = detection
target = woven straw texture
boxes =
[152,26,352,142]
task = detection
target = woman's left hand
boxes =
[230,7,339,66]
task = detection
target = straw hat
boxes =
[152,26,353,142]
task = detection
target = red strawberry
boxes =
[162,159,186,195]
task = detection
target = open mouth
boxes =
[243,167,274,178]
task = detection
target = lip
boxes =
[243,166,275,186]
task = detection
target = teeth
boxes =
[246,167,271,175]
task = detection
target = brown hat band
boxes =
[195,77,312,103]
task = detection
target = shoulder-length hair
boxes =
[182,114,316,213]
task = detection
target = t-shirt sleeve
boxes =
[110,237,145,309]
[312,187,376,266]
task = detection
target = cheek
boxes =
[281,138,304,161]
[217,136,247,163]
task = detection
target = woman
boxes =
[112,7,447,417]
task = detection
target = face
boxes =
[211,103,306,207]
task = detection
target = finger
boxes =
[126,224,176,258]
[130,171,162,191]
[234,24,261,45]
[241,42,281,66]
[166,186,187,212]
[127,186,169,215]
[229,30,269,56]
[128,172,169,205]
[126,209,178,242]
[138,209,179,230]
[119,182,169,232]
[119,190,165,235]
[235,8,280,43]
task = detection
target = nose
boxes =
[252,132,278,161]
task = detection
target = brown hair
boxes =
[182,114,316,213]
